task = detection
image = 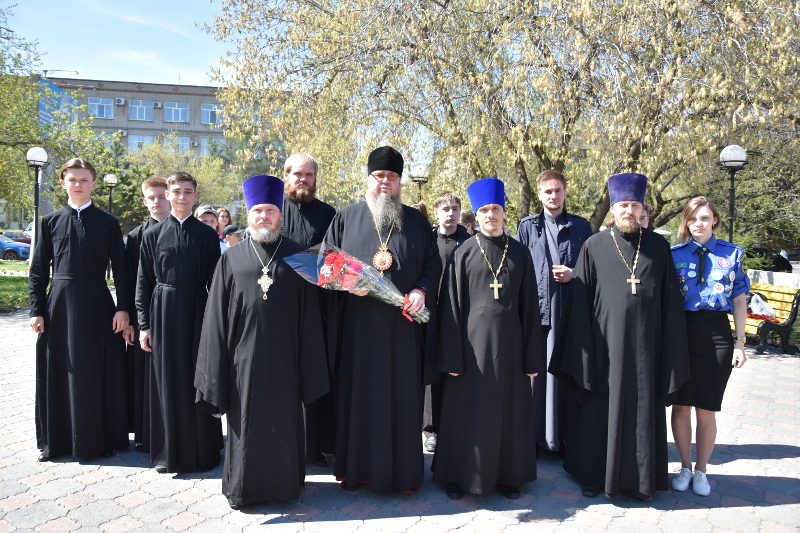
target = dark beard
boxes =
[287,182,317,205]
[250,227,281,244]
[366,191,403,231]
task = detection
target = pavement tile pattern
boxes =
[1,309,798,531]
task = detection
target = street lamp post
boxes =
[103,174,118,278]
[103,174,118,214]
[26,147,49,254]
[717,145,747,244]
[410,165,429,203]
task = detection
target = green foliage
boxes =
[207,0,800,237]
[0,275,28,313]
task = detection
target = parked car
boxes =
[0,230,31,245]
[0,234,30,261]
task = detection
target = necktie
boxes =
[696,246,709,285]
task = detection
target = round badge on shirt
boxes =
[718,257,732,268]
[709,269,724,281]
[713,283,725,294]
[688,271,697,278]
[729,271,735,282]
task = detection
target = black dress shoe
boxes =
[228,500,245,510]
[445,482,465,500]
[155,464,168,473]
[582,485,602,498]
[37,452,50,462]
[497,484,520,500]
[339,480,366,491]
[135,442,143,452]
[99,449,115,458]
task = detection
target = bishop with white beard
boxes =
[323,146,441,493]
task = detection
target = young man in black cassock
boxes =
[123,176,169,452]
[433,178,543,500]
[136,171,222,473]
[423,191,472,453]
[549,172,689,501]
[29,158,132,462]
[196,174,329,508]
[279,152,337,468]
[323,146,441,493]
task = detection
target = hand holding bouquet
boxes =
[284,243,431,323]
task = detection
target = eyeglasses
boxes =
[369,172,400,182]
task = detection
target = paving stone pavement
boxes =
[1,308,798,532]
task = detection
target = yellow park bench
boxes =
[728,281,800,354]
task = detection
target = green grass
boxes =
[0,276,29,313]
[0,260,30,274]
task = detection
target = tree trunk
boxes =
[514,156,532,218]
[589,185,610,233]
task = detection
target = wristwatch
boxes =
[734,335,746,343]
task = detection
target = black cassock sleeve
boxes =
[548,243,596,403]
[195,254,235,415]
[28,217,54,318]
[108,218,133,315]
[659,241,690,404]
[136,230,157,331]
[297,275,330,406]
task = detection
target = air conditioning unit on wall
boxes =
[190,140,199,147]
[119,130,127,136]
[153,102,162,108]
[115,98,125,105]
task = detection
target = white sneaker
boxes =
[692,470,711,496]
[671,467,692,491]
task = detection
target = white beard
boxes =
[250,227,281,244]
[366,191,403,231]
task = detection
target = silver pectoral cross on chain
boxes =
[258,266,273,299]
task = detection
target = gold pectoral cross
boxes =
[490,280,503,299]
[627,273,641,295]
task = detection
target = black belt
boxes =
[156,282,207,292]
[52,273,105,281]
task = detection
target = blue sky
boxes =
[10,0,231,86]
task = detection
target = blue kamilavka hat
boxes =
[608,173,648,205]
[467,178,506,211]
[242,175,284,211]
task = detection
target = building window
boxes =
[164,102,189,123]
[176,137,190,152]
[88,97,114,119]
[129,100,154,121]
[128,135,154,154]
[201,104,222,125]
[199,137,226,157]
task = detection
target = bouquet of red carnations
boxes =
[283,243,430,323]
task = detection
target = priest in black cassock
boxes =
[196,174,329,508]
[549,172,689,501]
[29,158,132,461]
[433,178,543,500]
[136,171,223,473]
[123,176,169,452]
[279,152,337,468]
[324,146,441,493]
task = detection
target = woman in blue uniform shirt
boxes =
[669,196,749,496]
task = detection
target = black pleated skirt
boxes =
[671,310,734,412]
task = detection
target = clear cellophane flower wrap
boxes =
[283,243,430,323]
